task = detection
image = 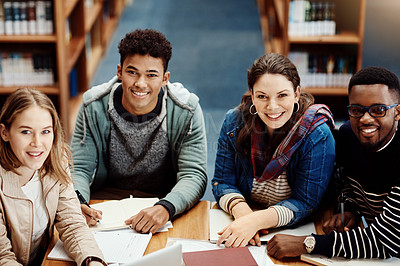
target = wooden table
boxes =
[42,201,210,266]
[42,200,331,266]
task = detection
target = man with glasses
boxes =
[267,66,400,260]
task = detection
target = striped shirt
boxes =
[218,171,294,227]
[314,186,400,258]
[341,175,387,224]
[250,171,294,226]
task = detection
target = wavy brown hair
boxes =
[236,53,314,158]
[0,88,72,185]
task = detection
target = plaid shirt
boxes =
[251,104,334,182]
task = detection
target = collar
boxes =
[377,128,397,152]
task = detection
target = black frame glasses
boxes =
[347,104,398,118]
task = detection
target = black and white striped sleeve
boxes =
[313,187,400,259]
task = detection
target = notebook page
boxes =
[48,229,151,264]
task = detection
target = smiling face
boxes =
[349,84,400,151]
[0,105,54,178]
[117,54,170,116]
[251,73,300,136]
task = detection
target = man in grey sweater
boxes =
[70,29,207,234]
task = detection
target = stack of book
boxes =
[289,0,336,37]
[0,52,54,87]
[289,51,355,88]
[0,0,53,35]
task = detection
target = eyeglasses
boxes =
[347,104,398,118]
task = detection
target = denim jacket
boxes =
[212,108,335,226]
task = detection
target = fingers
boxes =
[254,232,261,246]
[125,212,163,234]
[81,204,102,226]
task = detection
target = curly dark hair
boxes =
[118,29,172,72]
[348,66,400,100]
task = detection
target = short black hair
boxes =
[348,66,400,100]
[118,29,172,72]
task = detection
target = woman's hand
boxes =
[230,201,263,246]
[216,212,261,247]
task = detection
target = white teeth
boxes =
[362,128,377,134]
[267,113,283,119]
[133,91,148,96]
[28,152,41,156]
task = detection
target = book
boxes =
[301,253,400,266]
[183,247,258,266]
[209,209,316,243]
[89,197,160,231]
[3,1,12,35]
[0,0,5,35]
[19,1,28,35]
[167,238,274,266]
[12,1,21,35]
[48,229,152,264]
[36,0,46,35]
[44,0,52,34]
[27,0,36,34]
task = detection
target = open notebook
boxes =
[48,229,152,264]
[89,197,171,231]
[209,209,316,243]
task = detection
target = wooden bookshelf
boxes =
[257,0,365,119]
[0,0,126,140]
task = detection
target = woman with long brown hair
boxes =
[212,53,335,248]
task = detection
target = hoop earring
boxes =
[249,104,258,115]
[293,102,299,113]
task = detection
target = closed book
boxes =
[20,1,28,34]
[12,1,21,34]
[182,247,258,266]
[0,1,5,35]
[44,1,53,34]
[3,1,12,35]
[36,0,46,34]
[27,0,36,34]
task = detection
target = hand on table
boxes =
[267,234,307,259]
[323,211,357,234]
[216,212,262,248]
[125,205,169,234]
[81,204,102,226]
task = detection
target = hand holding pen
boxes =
[322,193,357,234]
[75,190,102,226]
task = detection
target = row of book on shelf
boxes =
[0,52,54,87]
[0,0,53,35]
[289,0,336,37]
[289,51,355,88]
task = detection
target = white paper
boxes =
[48,229,152,264]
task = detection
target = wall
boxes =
[363,0,400,77]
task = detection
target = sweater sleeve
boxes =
[162,102,207,216]
[313,186,400,259]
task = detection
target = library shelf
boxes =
[257,0,365,119]
[0,0,126,140]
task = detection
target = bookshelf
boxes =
[0,0,126,139]
[257,0,365,119]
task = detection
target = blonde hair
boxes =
[0,88,72,184]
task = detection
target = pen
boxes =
[340,192,345,226]
[361,216,368,229]
[75,190,100,223]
